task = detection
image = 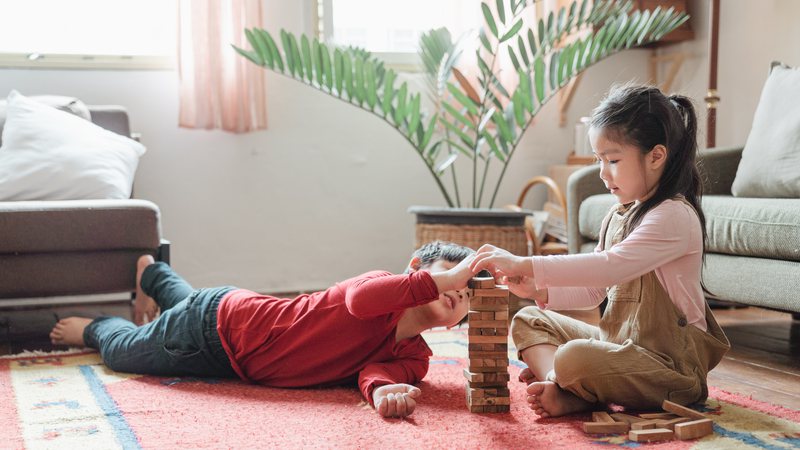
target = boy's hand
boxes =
[373,383,422,418]
[430,253,476,294]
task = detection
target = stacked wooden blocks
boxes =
[464,276,511,413]
[583,400,715,442]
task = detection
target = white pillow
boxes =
[0,90,145,200]
[732,63,800,198]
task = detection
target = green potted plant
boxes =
[234,0,688,252]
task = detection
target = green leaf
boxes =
[500,18,523,43]
[628,10,649,47]
[527,28,538,58]
[443,139,472,158]
[517,68,533,113]
[566,1,577,31]
[534,55,545,103]
[288,33,305,80]
[446,82,479,115]
[549,51,559,91]
[365,60,377,110]
[408,94,422,136]
[354,57,365,105]
[436,152,459,174]
[320,43,333,90]
[442,101,476,130]
[280,30,295,76]
[419,114,439,151]
[512,94,525,127]
[537,18,545,47]
[342,52,354,100]
[381,70,396,117]
[564,42,575,79]
[259,29,283,72]
[394,82,408,126]
[608,14,629,49]
[481,131,505,162]
[516,35,530,67]
[507,46,522,72]
[233,45,262,67]
[441,119,475,148]
[482,2,499,38]
[556,6,566,39]
[493,110,513,143]
[244,29,265,66]
[495,0,506,25]
[301,35,314,83]
[576,0,589,28]
[334,49,344,96]
[312,39,323,87]
[477,106,496,133]
[479,28,493,52]
[476,51,492,77]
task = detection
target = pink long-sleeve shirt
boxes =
[532,199,708,331]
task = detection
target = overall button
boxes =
[677,317,688,327]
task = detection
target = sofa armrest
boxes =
[698,146,743,196]
[566,164,605,253]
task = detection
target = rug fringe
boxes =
[0,347,93,359]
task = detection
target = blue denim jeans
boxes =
[83,262,237,378]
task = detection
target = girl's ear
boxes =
[650,144,668,169]
[407,256,422,273]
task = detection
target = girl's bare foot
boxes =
[133,255,158,326]
[518,367,537,384]
[526,381,594,418]
[49,317,93,346]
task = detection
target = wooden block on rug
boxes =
[631,419,661,430]
[583,422,629,434]
[662,400,707,420]
[656,417,692,430]
[591,411,616,423]
[610,413,646,424]
[674,418,714,440]
[629,428,674,442]
[640,412,679,420]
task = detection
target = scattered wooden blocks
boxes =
[582,401,715,442]
[465,276,510,414]
[674,418,714,440]
[629,428,674,442]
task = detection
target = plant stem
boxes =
[477,155,491,207]
[450,164,461,207]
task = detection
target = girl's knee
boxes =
[553,339,601,383]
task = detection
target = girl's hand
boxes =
[373,384,422,418]
[502,275,548,304]
[470,244,533,279]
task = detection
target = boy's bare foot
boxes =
[526,381,594,418]
[134,255,159,326]
[49,317,93,346]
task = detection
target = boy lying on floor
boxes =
[50,241,474,418]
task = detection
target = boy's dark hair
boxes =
[410,240,474,271]
[590,84,706,248]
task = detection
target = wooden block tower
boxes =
[464,276,511,413]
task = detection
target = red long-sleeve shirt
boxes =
[215,270,437,404]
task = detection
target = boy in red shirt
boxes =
[50,241,474,418]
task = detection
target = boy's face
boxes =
[419,259,470,327]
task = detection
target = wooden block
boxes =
[468,396,511,406]
[591,411,616,423]
[468,277,496,289]
[656,417,692,430]
[494,310,509,321]
[469,405,487,413]
[471,288,509,298]
[468,320,508,328]
[467,381,509,388]
[674,418,714,440]
[464,369,509,383]
[662,400,706,420]
[468,365,509,373]
[610,413,646,424]
[468,343,508,352]
[639,412,679,420]
[467,350,508,359]
[582,422,629,434]
[495,404,510,413]
[468,387,510,398]
[468,335,508,344]
[628,428,674,442]
[631,419,661,430]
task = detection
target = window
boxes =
[317,0,482,70]
[0,0,177,70]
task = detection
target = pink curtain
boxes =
[178,0,267,133]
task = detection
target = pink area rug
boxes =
[2,329,799,449]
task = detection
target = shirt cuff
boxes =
[531,256,547,290]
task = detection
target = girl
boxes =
[470,84,730,418]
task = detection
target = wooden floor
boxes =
[1,303,798,411]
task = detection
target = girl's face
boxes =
[589,127,662,204]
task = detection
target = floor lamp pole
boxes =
[705,0,721,148]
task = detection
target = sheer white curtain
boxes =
[178,0,267,133]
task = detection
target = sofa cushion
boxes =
[732,62,800,198]
[0,94,91,146]
[579,194,800,262]
[0,90,145,201]
[704,196,800,261]
[0,199,161,253]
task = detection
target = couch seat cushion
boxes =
[579,194,800,262]
[0,199,161,253]
[704,196,800,261]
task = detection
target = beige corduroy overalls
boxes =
[511,201,731,409]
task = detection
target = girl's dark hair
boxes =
[590,84,706,248]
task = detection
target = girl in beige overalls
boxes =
[471,85,730,417]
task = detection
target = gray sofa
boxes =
[566,146,800,316]
[0,97,166,305]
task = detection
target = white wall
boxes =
[9,1,794,292]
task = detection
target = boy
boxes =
[50,241,474,418]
